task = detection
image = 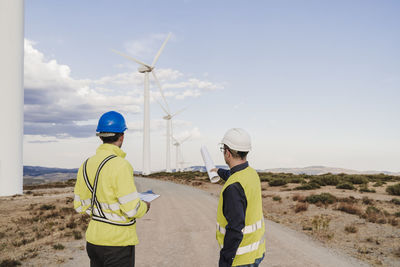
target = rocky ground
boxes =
[0,174,399,266]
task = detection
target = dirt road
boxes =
[61,177,369,267]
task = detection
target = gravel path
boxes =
[61,177,369,267]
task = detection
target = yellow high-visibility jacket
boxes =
[74,143,148,246]
[216,166,265,266]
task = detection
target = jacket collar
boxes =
[97,143,126,158]
[230,161,249,175]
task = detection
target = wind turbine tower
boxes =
[0,0,24,196]
[172,135,191,172]
[156,98,186,173]
[113,33,171,175]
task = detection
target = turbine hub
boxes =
[138,66,152,73]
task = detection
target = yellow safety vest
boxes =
[74,143,147,246]
[216,166,266,266]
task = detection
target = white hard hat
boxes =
[221,128,251,152]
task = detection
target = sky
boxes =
[23,0,400,172]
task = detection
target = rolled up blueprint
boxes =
[200,145,220,183]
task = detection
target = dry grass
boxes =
[336,203,362,215]
[294,203,309,213]
[0,182,89,265]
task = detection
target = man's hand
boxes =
[144,201,151,213]
[210,168,219,173]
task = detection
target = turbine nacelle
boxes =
[138,65,153,73]
[163,114,172,120]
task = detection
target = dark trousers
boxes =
[86,242,135,267]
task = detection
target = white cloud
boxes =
[24,39,224,138]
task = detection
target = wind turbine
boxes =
[172,135,191,172]
[112,33,171,175]
[156,98,187,173]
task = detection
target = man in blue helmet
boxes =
[74,111,150,267]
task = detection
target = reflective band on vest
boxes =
[219,235,265,256]
[217,219,263,235]
[236,235,265,256]
[83,155,136,227]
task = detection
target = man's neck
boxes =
[228,159,247,169]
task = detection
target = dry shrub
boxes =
[45,211,60,219]
[272,196,281,202]
[60,207,75,214]
[66,218,77,229]
[362,196,373,205]
[362,206,387,224]
[344,225,358,233]
[73,230,83,240]
[0,259,22,266]
[311,215,333,239]
[338,196,358,204]
[358,246,372,254]
[53,244,65,250]
[386,183,400,196]
[389,218,398,226]
[394,247,400,258]
[191,181,202,186]
[293,194,306,202]
[39,204,55,211]
[306,193,336,205]
[336,203,361,215]
[65,197,74,204]
[12,238,35,247]
[294,203,308,213]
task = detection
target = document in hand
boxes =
[139,190,160,202]
[200,145,220,183]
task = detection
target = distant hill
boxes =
[23,164,399,185]
[260,166,400,176]
[182,165,228,172]
[23,166,78,185]
[24,166,78,177]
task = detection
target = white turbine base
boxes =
[0,0,24,196]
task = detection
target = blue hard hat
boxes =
[96,111,127,133]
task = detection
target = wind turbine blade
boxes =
[112,49,151,68]
[181,135,191,144]
[155,97,169,115]
[151,33,171,67]
[152,71,170,113]
[172,136,179,143]
[171,106,188,118]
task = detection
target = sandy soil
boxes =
[1,177,399,266]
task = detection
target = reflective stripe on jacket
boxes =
[216,166,266,266]
[74,143,147,246]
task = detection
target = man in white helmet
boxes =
[211,128,265,267]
